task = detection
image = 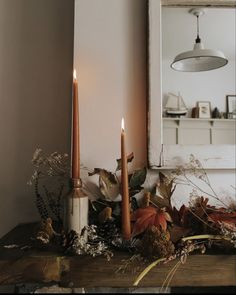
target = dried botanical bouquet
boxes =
[27,149,236,286]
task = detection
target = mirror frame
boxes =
[148,0,236,170]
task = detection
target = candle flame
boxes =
[73,69,77,80]
[121,118,125,131]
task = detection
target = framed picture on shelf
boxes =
[226,95,236,119]
[197,101,211,118]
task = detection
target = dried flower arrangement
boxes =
[28,148,71,224]
[28,150,236,286]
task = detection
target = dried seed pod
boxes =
[98,207,113,223]
[139,226,175,259]
[141,192,151,208]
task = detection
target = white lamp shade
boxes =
[171,42,228,72]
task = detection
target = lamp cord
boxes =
[196,15,201,43]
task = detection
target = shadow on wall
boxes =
[0,0,74,237]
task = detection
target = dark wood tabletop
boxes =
[0,223,235,288]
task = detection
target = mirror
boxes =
[148,0,236,169]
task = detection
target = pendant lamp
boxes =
[171,8,228,72]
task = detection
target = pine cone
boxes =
[97,220,120,245]
[139,225,175,259]
[62,230,80,253]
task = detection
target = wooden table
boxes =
[0,223,236,291]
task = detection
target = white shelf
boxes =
[163,117,236,122]
[163,117,235,145]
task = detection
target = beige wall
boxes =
[74,0,147,174]
[1,0,232,238]
[0,0,147,237]
[0,0,74,237]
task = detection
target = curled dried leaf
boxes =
[152,172,176,209]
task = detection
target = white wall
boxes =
[162,59,236,115]
[0,0,74,237]
[162,7,236,115]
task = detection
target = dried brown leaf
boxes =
[169,225,192,243]
[153,172,176,209]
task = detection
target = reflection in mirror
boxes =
[162,7,235,146]
[148,0,236,169]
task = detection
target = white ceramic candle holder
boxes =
[65,178,88,235]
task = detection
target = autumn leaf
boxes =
[220,221,236,232]
[171,205,190,228]
[169,225,192,243]
[150,194,170,209]
[116,152,134,171]
[88,168,120,201]
[131,206,172,237]
[129,167,147,189]
[129,167,147,197]
[208,212,236,225]
[151,172,176,209]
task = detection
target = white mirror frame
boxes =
[148,0,236,170]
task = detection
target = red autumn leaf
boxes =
[220,221,236,232]
[207,212,236,225]
[131,206,172,237]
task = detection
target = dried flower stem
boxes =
[170,155,229,208]
[182,234,231,242]
[133,257,166,286]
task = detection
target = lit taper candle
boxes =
[121,118,131,240]
[66,69,88,236]
[72,69,80,179]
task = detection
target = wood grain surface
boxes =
[0,223,235,288]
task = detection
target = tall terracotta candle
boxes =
[72,69,80,179]
[121,118,131,240]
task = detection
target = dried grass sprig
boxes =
[169,154,230,208]
[160,260,182,293]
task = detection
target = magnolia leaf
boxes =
[88,168,104,177]
[116,152,134,171]
[99,170,120,201]
[129,167,147,189]
[154,172,176,209]
[88,168,120,201]
[150,194,170,209]
[129,187,143,197]
[131,206,172,237]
